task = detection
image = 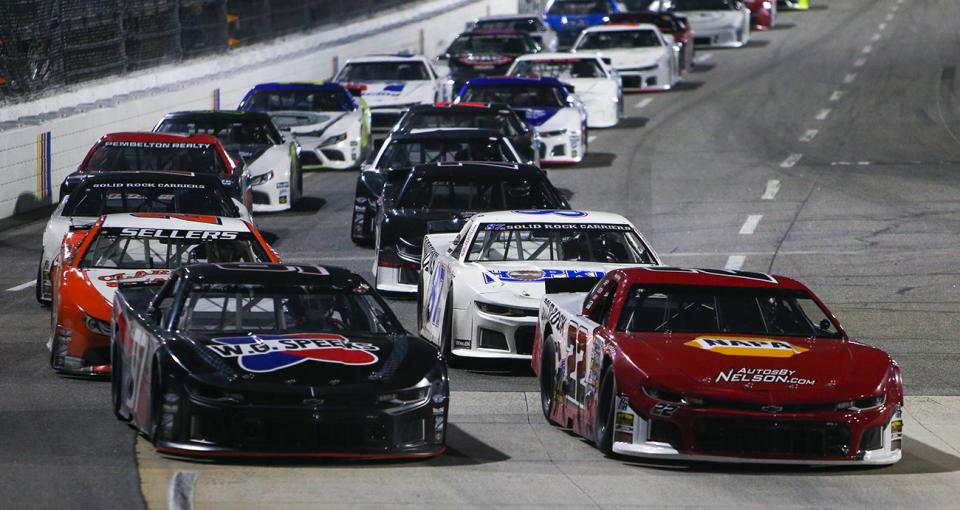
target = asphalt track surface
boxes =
[1,0,960,508]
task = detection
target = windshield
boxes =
[63,181,234,217]
[447,34,535,55]
[84,142,226,174]
[267,112,333,130]
[240,88,353,113]
[617,285,842,338]
[673,0,733,10]
[80,228,268,270]
[156,117,282,146]
[399,111,524,137]
[577,30,662,49]
[337,62,431,81]
[547,0,614,15]
[378,138,517,168]
[466,223,655,263]
[459,84,565,108]
[512,58,606,79]
[474,18,542,32]
[397,175,559,211]
[179,283,402,335]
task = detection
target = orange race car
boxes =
[49,212,280,376]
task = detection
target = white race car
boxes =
[456,77,588,164]
[507,52,623,128]
[469,14,560,52]
[572,24,679,92]
[154,110,302,213]
[333,55,445,132]
[238,82,371,170]
[418,210,661,362]
[674,0,752,48]
[36,171,252,304]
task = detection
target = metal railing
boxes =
[0,0,424,103]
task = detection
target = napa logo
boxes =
[684,336,809,358]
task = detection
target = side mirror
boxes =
[601,57,612,65]
[819,319,832,331]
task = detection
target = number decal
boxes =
[565,323,590,407]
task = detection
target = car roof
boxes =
[99,213,250,232]
[391,128,505,140]
[407,161,535,177]
[464,28,527,36]
[462,76,567,87]
[249,82,346,91]
[611,266,808,291]
[408,102,514,113]
[178,263,365,287]
[582,23,660,33]
[99,132,222,145]
[468,210,631,224]
[514,52,603,62]
[162,110,274,122]
[77,171,222,186]
[343,54,430,64]
[475,14,542,22]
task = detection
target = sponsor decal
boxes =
[483,268,604,283]
[512,209,587,217]
[524,108,560,125]
[643,266,778,283]
[544,299,566,332]
[207,333,380,372]
[366,83,408,97]
[714,367,816,386]
[684,336,809,358]
[114,227,239,240]
[103,141,212,150]
[97,269,171,288]
[651,402,677,416]
[482,222,632,231]
[91,182,206,189]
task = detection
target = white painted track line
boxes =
[587,135,597,143]
[634,97,653,109]
[762,179,781,200]
[854,57,867,67]
[878,22,887,31]
[830,90,843,101]
[815,108,831,120]
[6,281,35,292]
[800,129,819,142]
[168,471,197,510]
[844,73,857,83]
[724,255,746,270]
[862,45,873,54]
[695,52,712,64]
[739,214,762,235]
[780,153,803,168]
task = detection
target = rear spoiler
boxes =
[544,277,601,294]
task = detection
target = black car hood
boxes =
[185,331,437,390]
[383,209,474,246]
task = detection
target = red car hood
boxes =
[617,332,893,404]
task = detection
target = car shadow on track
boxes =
[453,357,534,377]
[673,81,704,91]
[772,22,797,30]
[690,63,716,74]
[611,117,649,129]
[611,437,960,475]
[744,39,771,49]
[576,152,617,168]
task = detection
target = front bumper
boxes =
[50,323,111,376]
[154,383,449,459]
[450,303,537,360]
[251,180,291,213]
[693,26,749,48]
[618,66,673,92]
[539,129,583,165]
[609,392,903,465]
[296,135,362,170]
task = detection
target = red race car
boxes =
[49,212,280,376]
[533,266,903,465]
[746,0,777,30]
[61,132,252,212]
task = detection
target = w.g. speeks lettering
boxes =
[207,333,380,372]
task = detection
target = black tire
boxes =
[440,295,461,368]
[596,367,617,455]
[111,339,128,422]
[539,336,559,425]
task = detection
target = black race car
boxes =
[438,29,541,97]
[351,128,527,245]
[154,111,302,213]
[394,102,539,164]
[112,263,449,459]
[371,162,570,294]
